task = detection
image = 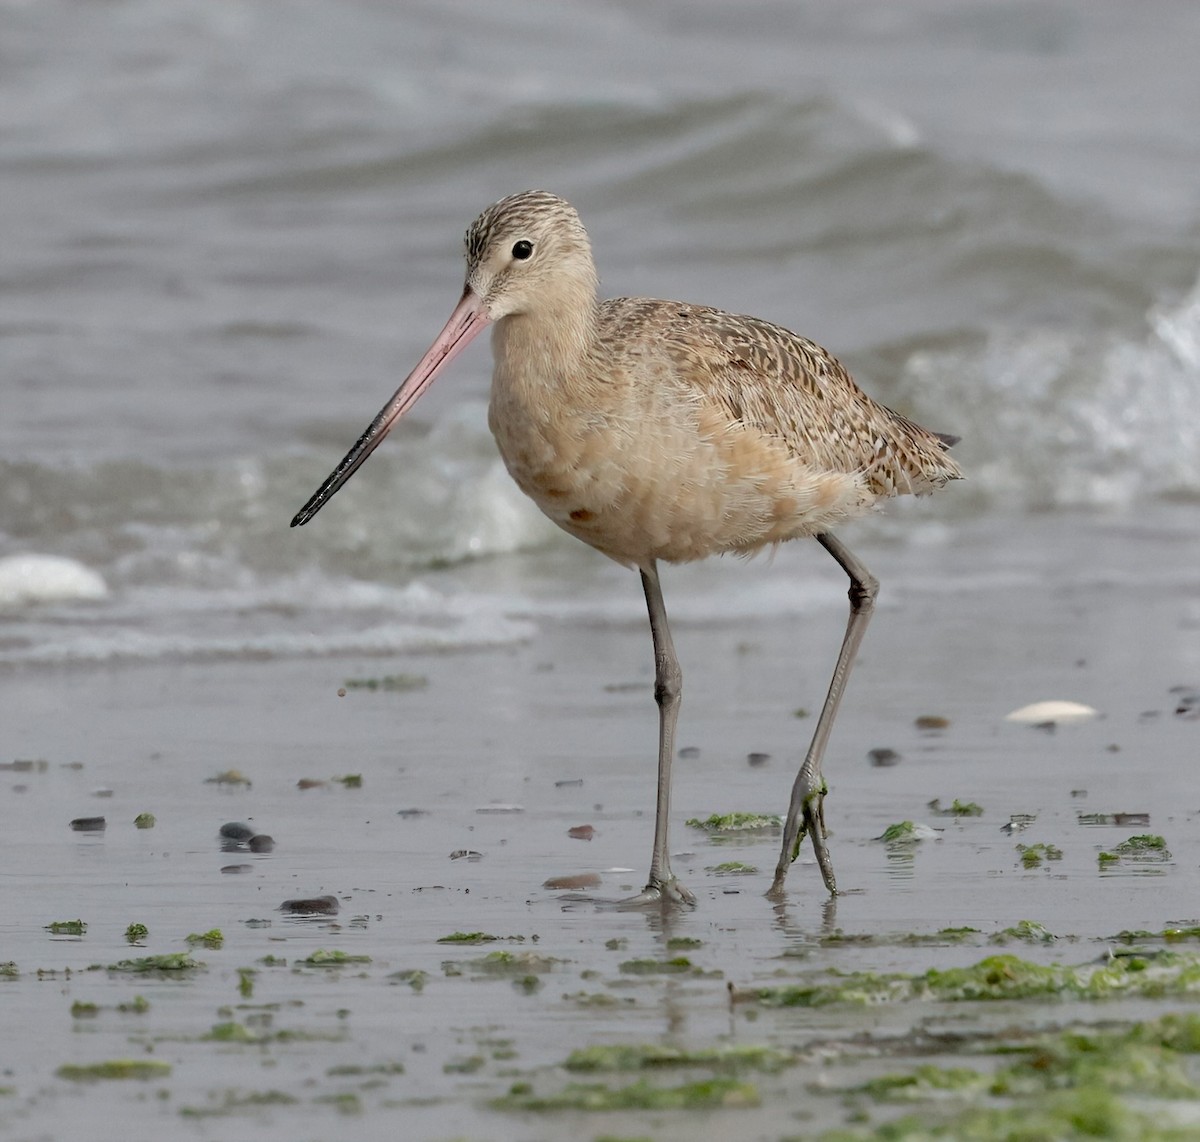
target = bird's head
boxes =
[462,190,598,321]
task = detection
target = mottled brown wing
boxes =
[619,300,960,497]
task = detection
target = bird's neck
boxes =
[490,288,599,393]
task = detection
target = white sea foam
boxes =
[0,554,108,605]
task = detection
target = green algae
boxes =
[342,673,428,691]
[685,811,782,832]
[206,1021,260,1043]
[877,821,930,843]
[706,860,759,875]
[45,919,86,936]
[927,798,984,817]
[1116,927,1200,943]
[563,991,636,1008]
[564,1043,796,1074]
[1017,843,1064,868]
[618,956,718,977]
[179,1090,298,1117]
[446,950,563,976]
[326,1061,406,1076]
[437,930,496,944]
[389,968,429,990]
[185,928,224,949]
[742,952,1200,1008]
[57,1059,171,1081]
[444,1054,486,1074]
[314,1091,363,1114]
[1101,835,1172,865]
[494,1076,759,1112]
[990,919,1058,944]
[825,1086,1197,1141]
[108,952,200,972]
[436,931,528,944]
[1115,834,1169,854]
[134,812,156,829]
[124,922,148,944]
[932,927,983,942]
[857,1063,990,1101]
[819,927,985,948]
[827,1014,1200,1140]
[298,949,372,966]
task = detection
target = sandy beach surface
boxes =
[3,507,1198,1140]
[4,4,1200,1136]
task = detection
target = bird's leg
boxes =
[622,562,696,907]
[770,532,878,897]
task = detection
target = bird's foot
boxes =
[618,874,696,909]
[768,784,837,898]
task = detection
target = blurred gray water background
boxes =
[3,0,1199,665]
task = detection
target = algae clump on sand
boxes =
[57,1059,171,1081]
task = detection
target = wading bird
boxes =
[292,190,960,906]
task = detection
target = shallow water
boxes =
[3,510,1199,1139]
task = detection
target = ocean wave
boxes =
[893,274,1200,511]
[0,554,108,605]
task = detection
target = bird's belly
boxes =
[488,396,870,567]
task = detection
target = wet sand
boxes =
[2,508,1199,1140]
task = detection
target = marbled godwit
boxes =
[292,190,961,906]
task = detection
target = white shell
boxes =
[1005,700,1098,725]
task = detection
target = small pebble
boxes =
[914,714,950,730]
[221,864,253,875]
[279,895,339,916]
[475,804,524,814]
[248,834,275,853]
[69,816,106,832]
[1170,685,1200,719]
[543,872,602,890]
[554,778,584,788]
[677,746,700,759]
[868,747,901,767]
[449,849,483,861]
[567,825,595,841]
[219,822,255,842]
[396,808,428,818]
[746,752,770,767]
[297,778,326,790]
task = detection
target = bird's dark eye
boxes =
[511,239,533,260]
